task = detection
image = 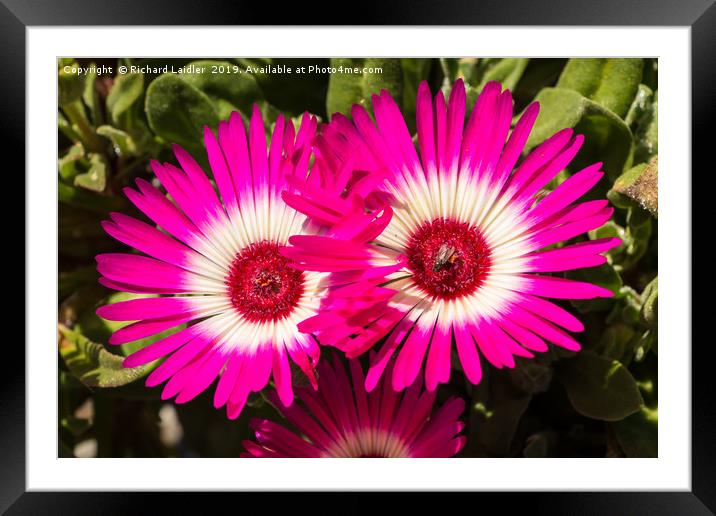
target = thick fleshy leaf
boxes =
[525,87,634,181]
[476,58,530,92]
[624,84,653,128]
[400,58,432,132]
[510,59,568,110]
[181,59,263,116]
[597,324,637,362]
[325,58,364,116]
[612,406,657,457]
[74,153,108,192]
[58,141,85,181]
[634,90,658,163]
[459,58,530,109]
[107,72,144,123]
[362,58,403,101]
[58,63,85,105]
[59,324,155,388]
[58,111,81,142]
[76,291,186,358]
[145,74,219,155]
[468,369,532,457]
[556,58,643,118]
[558,351,643,421]
[610,156,658,216]
[567,263,623,314]
[325,58,403,117]
[96,125,139,157]
[508,360,553,394]
[82,61,103,126]
[641,276,658,327]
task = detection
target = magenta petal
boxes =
[122,326,196,368]
[393,319,434,391]
[272,344,294,407]
[108,314,192,345]
[96,296,193,322]
[454,323,482,384]
[520,275,615,299]
[424,323,451,391]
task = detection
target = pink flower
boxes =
[283,79,620,392]
[96,107,326,419]
[242,356,466,457]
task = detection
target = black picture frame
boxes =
[7,0,710,513]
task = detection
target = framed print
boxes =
[7,0,712,512]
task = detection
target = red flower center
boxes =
[406,218,492,300]
[227,240,305,323]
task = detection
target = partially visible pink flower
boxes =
[96,107,325,419]
[242,356,466,457]
[283,79,620,392]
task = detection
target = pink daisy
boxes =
[283,79,621,392]
[242,356,466,457]
[96,106,326,419]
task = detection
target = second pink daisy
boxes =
[283,79,621,392]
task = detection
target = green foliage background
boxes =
[58,57,658,458]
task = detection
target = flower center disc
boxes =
[323,430,411,458]
[406,218,492,300]
[227,240,304,323]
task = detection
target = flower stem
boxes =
[62,101,104,153]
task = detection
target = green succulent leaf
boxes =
[477,58,530,91]
[400,58,433,132]
[96,125,139,157]
[58,141,85,181]
[325,58,365,116]
[641,276,658,327]
[526,87,634,181]
[597,323,638,362]
[76,291,185,358]
[508,360,553,394]
[633,89,658,163]
[469,369,532,457]
[362,58,403,101]
[73,153,108,192]
[612,406,658,457]
[82,62,103,126]
[439,57,461,83]
[145,74,219,156]
[624,84,653,128]
[558,351,644,421]
[589,220,628,259]
[58,64,86,106]
[325,58,403,118]
[610,156,658,217]
[181,59,263,117]
[107,72,145,123]
[58,324,154,388]
[461,58,530,108]
[58,111,81,142]
[556,58,643,118]
[567,263,623,313]
[511,59,567,110]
